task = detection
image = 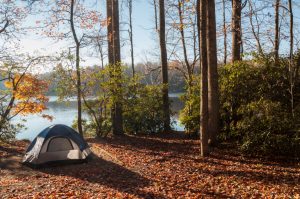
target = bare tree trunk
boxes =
[288,0,294,117]
[153,0,158,32]
[207,0,219,146]
[178,0,193,135]
[107,0,123,135]
[232,0,242,63]
[248,0,263,55]
[222,0,227,65]
[177,0,192,83]
[159,0,171,132]
[274,0,280,65]
[128,0,135,76]
[198,0,209,157]
[96,38,105,69]
[107,0,113,64]
[70,0,83,135]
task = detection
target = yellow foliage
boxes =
[5,73,50,117]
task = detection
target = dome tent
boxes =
[23,124,91,166]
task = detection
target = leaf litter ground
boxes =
[0,133,299,198]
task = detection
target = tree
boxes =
[41,0,101,135]
[127,0,135,76]
[70,0,83,135]
[288,0,294,117]
[158,0,171,132]
[248,0,263,55]
[232,0,242,62]
[0,58,51,140]
[207,0,219,145]
[107,0,124,135]
[222,0,228,64]
[274,0,280,65]
[197,0,209,156]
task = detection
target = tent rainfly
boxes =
[23,124,91,166]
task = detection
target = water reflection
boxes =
[14,96,185,141]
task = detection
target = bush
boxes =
[178,57,300,157]
[0,119,23,141]
[219,61,262,137]
[71,64,172,136]
[179,76,200,135]
[236,99,300,157]
[123,83,166,134]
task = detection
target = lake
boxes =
[14,95,185,141]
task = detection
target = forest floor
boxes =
[0,133,300,198]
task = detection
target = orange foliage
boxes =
[4,74,52,120]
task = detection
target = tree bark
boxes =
[128,0,135,76]
[107,0,124,135]
[70,0,83,135]
[274,0,280,65]
[107,0,113,64]
[207,0,219,145]
[159,0,171,132]
[288,0,294,117]
[198,0,209,157]
[222,0,227,65]
[248,0,263,55]
[231,0,242,63]
[177,0,192,81]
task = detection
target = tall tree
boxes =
[222,0,227,64]
[274,0,280,65]
[70,0,83,135]
[177,0,192,83]
[159,0,171,132]
[41,0,101,135]
[198,0,209,156]
[248,0,263,55]
[107,0,124,135]
[207,0,219,145]
[288,0,294,117]
[231,0,242,62]
[127,0,135,76]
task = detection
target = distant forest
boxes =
[43,62,192,96]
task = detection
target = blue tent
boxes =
[23,124,91,166]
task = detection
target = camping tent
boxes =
[23,124,91,166]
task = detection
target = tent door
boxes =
[47,137,74,152]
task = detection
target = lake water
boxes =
[15,95,185,141]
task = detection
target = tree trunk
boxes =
[70,0,83,135]
[107,0,113,64]
[75,45,83,135]
[128,0,135,76]
[222,0,227,65]
[159,0,171,132]
[248,0,263,55]
[198,0,209,157]
[207,0,219,145]
[153,0,158,32]
[178,0,192,81]
[274,0,280,65]
[288,0,294,117]
[107,0,123,135]
[231,0,242,63]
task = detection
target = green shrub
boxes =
[70,64,172,136]
[0,119,23,141]
[123,83,166,134]
[179,76,200,135]
[219,61,262,137]
[178,57,300,157]
[236,99,300,157]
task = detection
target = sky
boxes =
[8,0,300,71]
[18,0,156,68]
